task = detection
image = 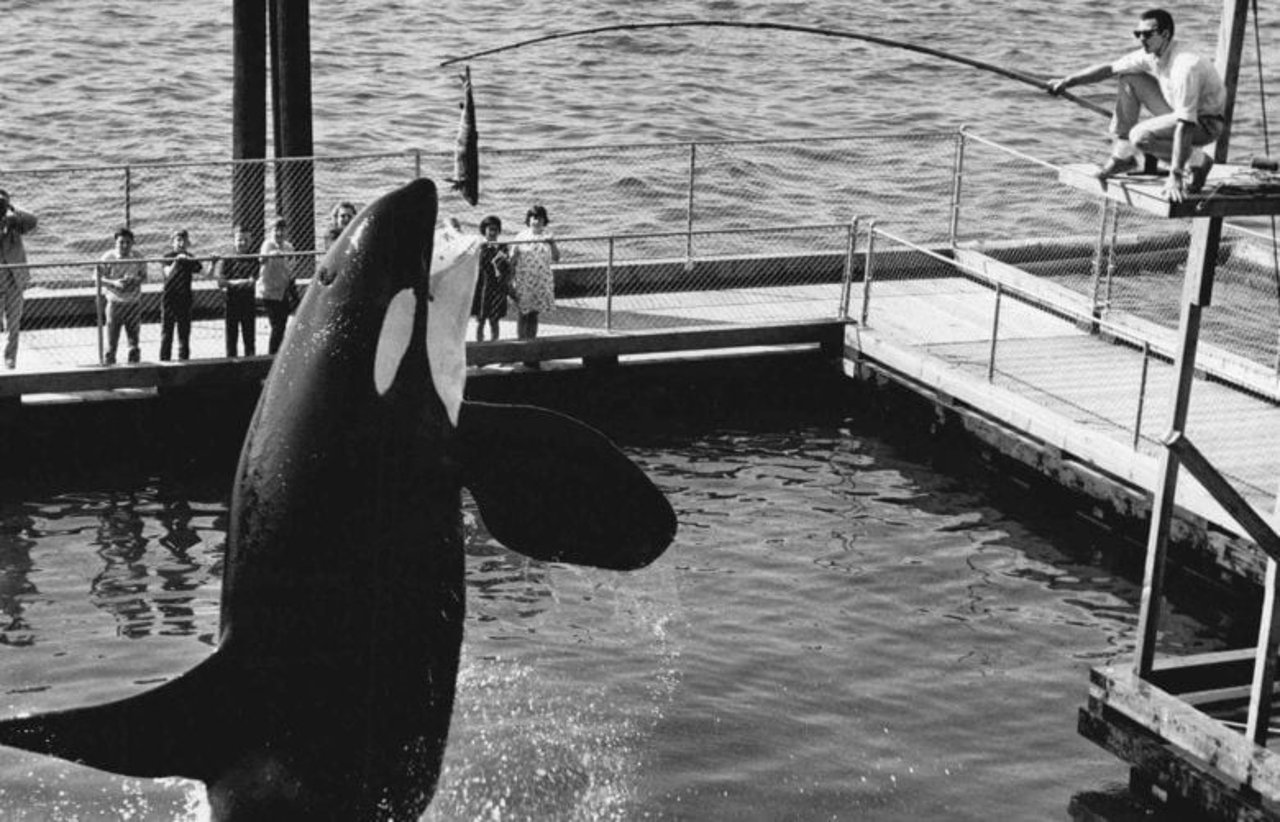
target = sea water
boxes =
[1,1,1273,819]
[0,410,1233,821]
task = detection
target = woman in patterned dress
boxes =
[509,204,560,350]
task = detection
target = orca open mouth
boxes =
[372,221,480,426]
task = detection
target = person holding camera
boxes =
[0,188,38,370]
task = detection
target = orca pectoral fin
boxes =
[458,401,677,570]
[0,652,233,782]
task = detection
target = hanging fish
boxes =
[448,65,479,206]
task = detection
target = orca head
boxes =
[300,177,479,427]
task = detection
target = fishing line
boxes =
[439,20,1110,118]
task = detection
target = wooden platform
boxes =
[1081,661,1280,820]
[1059,163,1280,219]
[844,265,1280,562]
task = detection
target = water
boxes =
[0,1,1270,819]
[0,413,1233,820]
[3,1,1278,167]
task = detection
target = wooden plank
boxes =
[1151,647,1258,694]
[0,357,273,398]
[1167,432,1280,561]
[1078,705,1280,820]
[467,320,846,366]
[1058,163,1280,220]
[1089,665,1280,798]
[845,324,1272,538]
[954,249,1280,404]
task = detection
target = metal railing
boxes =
[0,220,860,369]
[860,223,1276,506]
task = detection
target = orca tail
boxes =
[0,651,234,782]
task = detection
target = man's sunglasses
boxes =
[1133,29,1163,40]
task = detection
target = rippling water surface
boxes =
[0,418,1231,820]
[3,1,1278,166]
[0,2,1268,819]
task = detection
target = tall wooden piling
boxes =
[270,0,316,271]
[231,0,267,250]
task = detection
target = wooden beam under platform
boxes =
[1058,163,1280,219]
[1084,664,1280,819]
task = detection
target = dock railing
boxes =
[860,223,1275,511]
[0,220,861,370]
[953,132,1280,378]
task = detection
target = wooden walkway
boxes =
[845,269,1280,569]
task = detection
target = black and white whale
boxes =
[0,179,677,820]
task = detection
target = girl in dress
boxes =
[471,215,512,342]
[509,205,560,351]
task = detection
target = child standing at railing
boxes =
[472,215,512,342]
[257,216,295,355]
[214,225,258,358]
[509,204,560,367]
[159,229,201,361]
[95,227,147,365]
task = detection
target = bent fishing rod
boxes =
[440,20,1108,119]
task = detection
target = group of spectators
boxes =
[469,204,560,366]
[0,193,357,370]
[0,192,563,372]
[92,215,303,366]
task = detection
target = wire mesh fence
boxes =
[954,132,1280,377]
[0,134,956,369]
[860,224,1279,512]
[1,129,1278,394]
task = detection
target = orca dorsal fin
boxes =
[457,401,676,570]
[0,650,236,782]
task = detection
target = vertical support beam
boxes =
[1132,342,1151,450]
[1132,0,1248,677]
[860,222,877,327]
[987,283,1003,382]
[1248,557,1280,743]
[123,166,132,229]
[1134,220,1221,677]
[839,219,859,320]
[271,0,315,276]
[685,143,697,268]
[948,126,967,249]
[1088,198,1113,329]
[605,237,615,333]
[1211,0,1250,158]
[232,0,267,250]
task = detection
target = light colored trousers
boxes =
[1110,73,1224,159]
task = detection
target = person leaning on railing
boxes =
[214,224,258,358]
[257,216,296,355]
[95,227,148,366]
[0,188,38,370]
[159,228,202,362]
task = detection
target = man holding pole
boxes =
[1047,8,1226,202]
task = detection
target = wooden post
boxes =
[1132,0,1250,678]
[232,0,267,250]
[270,0,316,274]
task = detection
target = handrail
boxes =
[0,131,960,176]
[1,221,858,273]
[869,225,1167,354]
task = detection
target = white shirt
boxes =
[1112,38,1226,123]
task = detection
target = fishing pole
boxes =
[439,20,1109,118]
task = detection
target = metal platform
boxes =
[1058,162,1280,219]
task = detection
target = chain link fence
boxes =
[1,134,959,368]
[2,130,1278,393]
[859,221,1279,514]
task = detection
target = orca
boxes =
[0,179,676,820]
